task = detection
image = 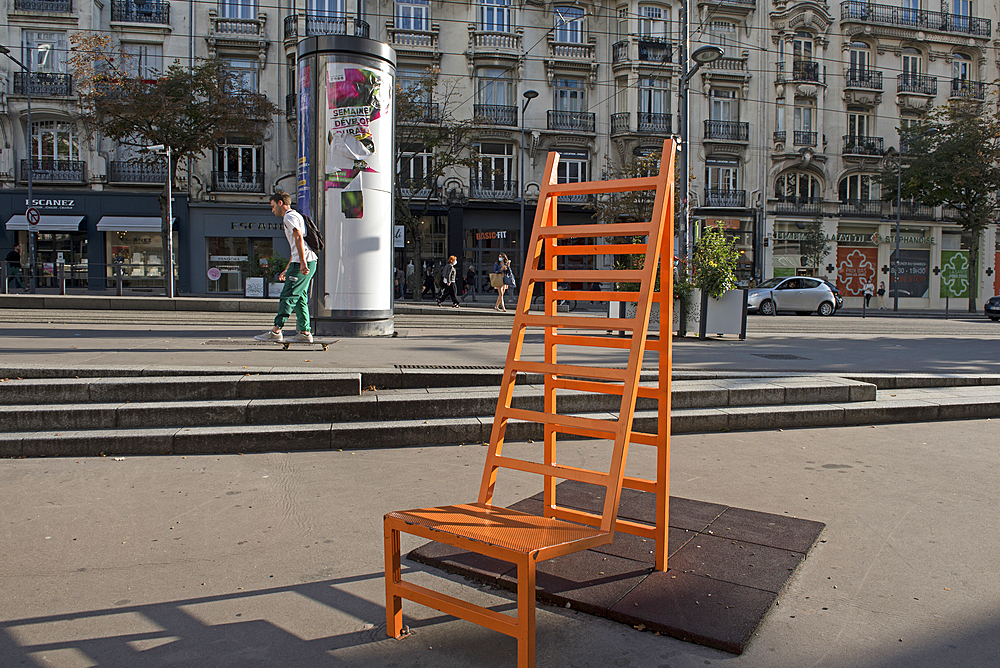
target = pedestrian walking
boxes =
[876,281,887,310]
[437,255,460,308]
[462,262,477,302]
[5,244,25,292]
[254,192,318,343]
[492,253,511,311]
[862,279,874,309]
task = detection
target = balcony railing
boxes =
[13,72,72,96]
[473,104,517,126]
[548,37,596,60]
[611,112,630,135]
[108,160,167,184]
[284,14,298,39]
[13,0,72,11]
[548,110,595,132]
[704,120,749,141]
[841,1,990,37]
[842,135,884,156]
[776,60,823,83]
[286,93,297,120]
[897,74,937,95]
[399,179,438,199]
[212,171,265,193]
[402,102,440,124]
[470,179,518,200]
[212,15,265,37]
[638,112,672,134]
[773,131,786,144]
[839,199,883,217]
[951,79,986,101]
[470,30,521,51]
[637,39,672,62]
[894,201,934,220]
[111,0,169,24]
[774,197,822,214]
[305,14,370,37]
[704,189,746,208]
[388,27,438,49]
[793,131,817,146]
[845,68,882,90]
[612,40,629,63]
[705,56,748,72]
[21,159,85,182]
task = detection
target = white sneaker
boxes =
[288,331,313,343]
[254,330,283,341]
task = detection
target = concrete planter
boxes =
[268,282,284,298]
[697,288,748,339]
[244,277,265,299]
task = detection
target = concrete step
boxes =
[0,376,875,432]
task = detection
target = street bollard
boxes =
[115,264,123,296]
[58,263,66,295]
[862,295,866,319]
[770,290,776,317]
[1,262,7,295]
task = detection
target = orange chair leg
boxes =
[384,521,403,638]
[516,556,537,668]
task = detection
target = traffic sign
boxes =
[26,207,40,226]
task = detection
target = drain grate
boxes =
[395,364,504,370]
[751,353,809,360]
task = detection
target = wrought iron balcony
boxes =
[704,120,749,141]
[841,1,990,37]
[704,189,746,208]
[951,79,986,101]
[14,0,72,11]
[638,112,672,134]
[776,61,823,83]
[839,199,882,218]
[286,93,297,120]
[13,72,72,96]
[845,68,882,90]
[611,112,630,136]
[108,160,167,184]
[894,201,934,220]
[305,14,370,38]
[793,131,817,147]
[774,196,822,214]
[773,131,786,144]
[637,39,672,63]
[897,74,937,95]
[398,178,438,199]
[473,104,517,126]
[403,102,440,124]
[284,15,298,40]
[212,171,264,193]
[21,159,85,182]
[842,135,884,156]
[470,178,518,200]
[111,0,169,24]
[612,40,629,64]
[547,110,595,133]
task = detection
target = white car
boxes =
[748,277,838,316]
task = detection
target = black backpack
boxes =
[301,214,324,253]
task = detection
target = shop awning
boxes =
[96,216,176,232]
[5,215,84,232]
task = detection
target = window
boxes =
[794,104,813,133]
[639,77,669,114]
[710,89,736,121]
[398,67,431,103]
[617,7,629,41]
[215,138,263,188]
[225,58,259,92]
[308,0,343,16]
[776,172,821,202]
[707,159,738,190]
[638,4,668,40]
[792,32,813,62]
[839,174,878,201]
[220,0,255,20]
[707,21,738,56]
[122,43,162,81]
[616,76,628,114]
[479,0,512,32]
[474,142,514,191]
[22,32,67,73]
[849,41,870,71]
[954,0,971,30]
[847,108,871,137]
[557,151,588,184]
[397,0,429,30]
[398,144,434,194]
[477,68,511,106]
[554,78,585,112]
[31,121,80,161]
[901,0,919,24]
[902,47,922,83]
[554,6,584,42]
[953,53,971,81]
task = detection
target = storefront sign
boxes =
[394,225,404,248]
[940,250,969,298]
[776,231,937,245]
[24,198,76,210]
[209,255,248,262]
[889,249,930,298]
[475,230,508,241]
[705,218,741,229]
[230,222,282,231]
[207,267,222,281]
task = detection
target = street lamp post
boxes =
[519,89,538,274]
[0,44,35,293]
[146,144,175,298]
[678,45,724,259]
[892,126,938,311]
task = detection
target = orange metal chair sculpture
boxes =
[384,138,677,667]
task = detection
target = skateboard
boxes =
[278,339,338,351]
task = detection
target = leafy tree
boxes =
[801,214,833,274]
[881,101,1000,311]
[69,33,280,291]
[395,70,478,300]
[692,225,739,299]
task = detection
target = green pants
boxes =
[274,261,317,333]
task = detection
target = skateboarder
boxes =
[255,192,318,343]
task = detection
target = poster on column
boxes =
[940,250,969,298]
[888,249,929,298]
[322,63,393,312]
[836,247,877,296]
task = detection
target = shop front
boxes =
[703,216,757,287]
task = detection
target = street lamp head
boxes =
[146,144,166,153]
[690,45,724,65]
[0,45,10,56]
[522,89,539,100]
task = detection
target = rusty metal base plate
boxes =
[408,481,825,654]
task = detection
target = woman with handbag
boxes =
[491,253,511,311]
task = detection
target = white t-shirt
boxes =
[283,209,318,264]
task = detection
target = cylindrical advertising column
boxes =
[298,36,395,336]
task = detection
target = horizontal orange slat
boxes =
[549,243,648,256]
[543,176,660,196]
[536,222,653,238]
[547,506,658,538]
[396,581,519,636]
[528,269,645,282]
[549,334,633,350]
[502,407,621,436]
[628,430,662,446]
[550,377,626,396]
[508,360,629,381]
[635,385,667,399]
[519,314,638,331]
[492,456,609,486]
[622,475,658,493]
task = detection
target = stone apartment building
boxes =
[2,0,998,306]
